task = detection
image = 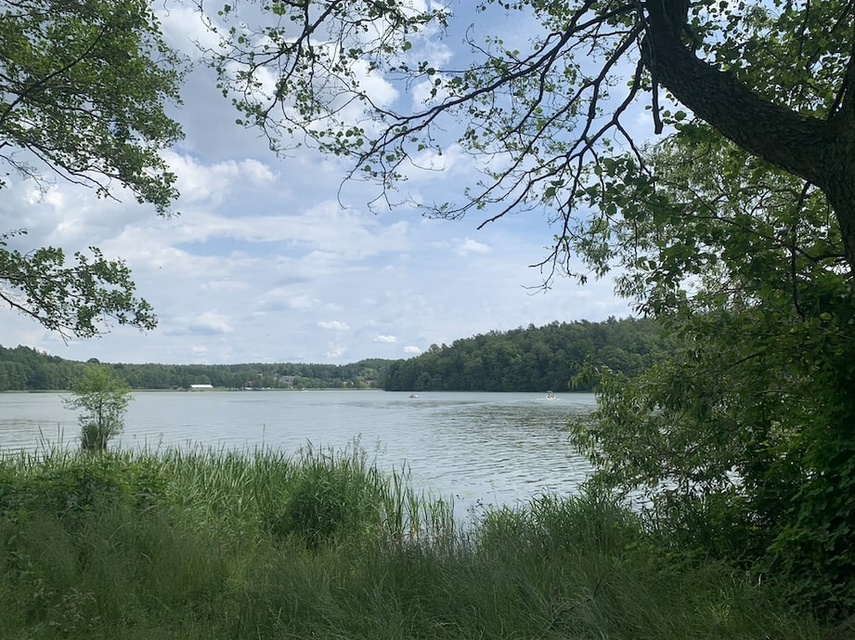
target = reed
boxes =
[0,445,827,640]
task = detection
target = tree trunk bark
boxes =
[641,1,855,277]
[820,163,855,278]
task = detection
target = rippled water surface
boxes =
[0,390,596,516]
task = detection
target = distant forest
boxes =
[0,346,389,391]
[382,317,674,392]
[0,317,672,392]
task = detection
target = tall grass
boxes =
[0,444,827,639]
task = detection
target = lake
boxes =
[0,390,597,519]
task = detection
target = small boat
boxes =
[546,391,556,400]
[409,393,419,398]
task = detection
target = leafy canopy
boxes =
[0,0,184,337]
[64,364,133,451]
[570,125,855,614]
[0,230,156,338]
[204,0,855,615]
[206,0,855,276]
[0,0,183,209]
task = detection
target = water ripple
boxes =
[0,390,596,518]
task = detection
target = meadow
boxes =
[0,445,832,639]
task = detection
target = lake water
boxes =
[0,390,597,518]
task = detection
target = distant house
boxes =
[189,384,214,391]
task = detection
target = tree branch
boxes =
[641,2,835,190]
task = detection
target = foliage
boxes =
[0,448,829,639]
[0,0,183,210]
[262,445,387,548]
[1,0,184,337]
[0,451,167,521]
[383,317,674,391]
[207,1,855,276]
[0,230,156,338]
[0,344,392,390]
[4,326,668,392]
[63,365,132,451]
[0,344,80,390]
[206,5,855,614]
[569,130,855,616]
[102,357,390,391]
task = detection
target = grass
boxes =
[0,445,829,639]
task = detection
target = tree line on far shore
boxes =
[0,346,389,391]
[382,317,672,392]
[0,317,670,393]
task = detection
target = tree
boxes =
[64,365,132,452]
[0,230,156,338]
[1,0,184,337]
[379,318,667,391]
[204,0,855,614]
[205,1,855,276]
[569,130,855,614]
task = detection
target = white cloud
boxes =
[318,321,350,331]
[164,152,276,205]
[455,238,490,256]
[288,294,321,310]
[157,6,223,57]
[202,280,250,293]
[0,2,637,366]
[326,346,347,359]
[183,312,234,336]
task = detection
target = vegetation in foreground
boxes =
[0,446,834,640]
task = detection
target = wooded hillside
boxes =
[1,317,669,392]
[382,317,672,392]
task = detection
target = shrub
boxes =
[0,452,169,522]
[263,448,384,548]
[63,365,131,452]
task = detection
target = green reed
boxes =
[0,444,828,640]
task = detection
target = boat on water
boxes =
[546,390,556,400]
[409,393,419,398]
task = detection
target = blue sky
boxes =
[0,1,640,365]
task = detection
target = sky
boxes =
[0,1,641,366]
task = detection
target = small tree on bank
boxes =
[64,365,132,452]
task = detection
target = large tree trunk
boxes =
[641,1,855,277]
[821,139,855,278]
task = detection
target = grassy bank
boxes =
[0,446,828,639]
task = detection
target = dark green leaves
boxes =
[0,230,156,338]
[570,126,855,615]
[0,1,186,337]
[0,0,185,213]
